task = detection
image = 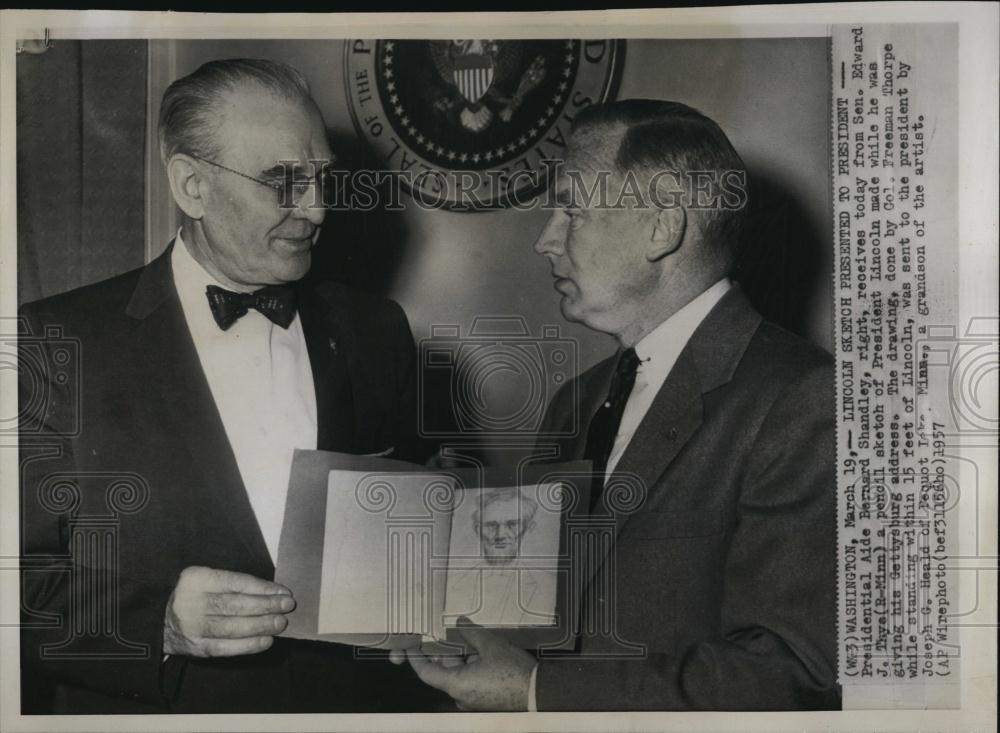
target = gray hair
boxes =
[158,58,312,164]
[571,98,749,265]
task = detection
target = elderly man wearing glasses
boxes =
[19,58,441,714]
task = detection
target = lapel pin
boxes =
[328,337,338,354]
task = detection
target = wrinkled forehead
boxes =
[216,86,332,170]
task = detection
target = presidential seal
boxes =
[345,39,624,210]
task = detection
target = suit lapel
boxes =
[600,348,704,525]
[125,245,274,575]
[579,287,763,592]
[571,348,704,604]
[604,286,763,522]
[296,284,370,454]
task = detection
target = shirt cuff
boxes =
[527,663,539,712]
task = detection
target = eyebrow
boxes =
[258,164,292,179]
[260,162,325,178]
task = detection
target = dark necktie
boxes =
[206,284,297,331]
[583,347,641,511]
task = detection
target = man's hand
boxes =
[390,618,536,711]
[163,566,295,658]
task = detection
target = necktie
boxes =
[206,284,296,331]
[583,347,640,511]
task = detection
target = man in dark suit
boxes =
[19,58,440,713]
[396,99,840,711]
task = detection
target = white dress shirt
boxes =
[172,232,318,563]
[528,278,732,711]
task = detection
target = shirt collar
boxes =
[171,229,225,296]
[171,228,243,334]
[633,278,732,379]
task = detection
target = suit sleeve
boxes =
[18,305,181,711]
[535,364,840,710]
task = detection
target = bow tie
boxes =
[206,284,297,331]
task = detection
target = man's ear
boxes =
[166,154,207,220]
[647,205,686,261]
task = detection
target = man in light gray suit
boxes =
[394,99,840,712]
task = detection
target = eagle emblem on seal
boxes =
[429,40,547,132]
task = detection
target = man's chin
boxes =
[558,297,584,324]
[484,555,517,567]
[273,252,312,283]
[560,300,614,335]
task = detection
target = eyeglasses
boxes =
[188,153,336,208]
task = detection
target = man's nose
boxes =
[533,212,566,257]
[293,190,327,227]
[292,185,326,227]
